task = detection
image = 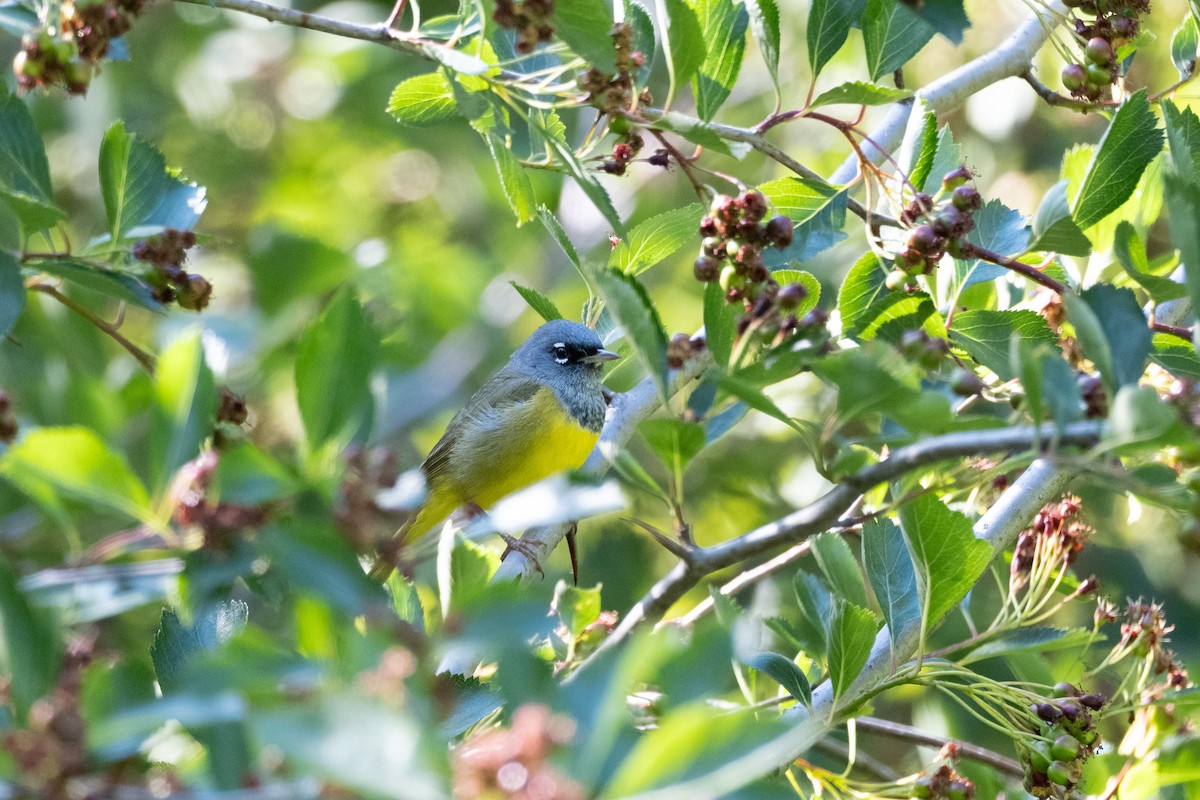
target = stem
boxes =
[956,242,1068,293]
[28,283,156,373]
[853,716,1026,780]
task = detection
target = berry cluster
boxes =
[666,332,706,368]
[1011,496,1093,589]
[12,0,145,95]
[0,390,16,443]
[133,228,212,310]
[579,23,648,114]
[601,132,644,176]
[908,764,975,799]
[692,191,808,344]
[452,704,585,800]
[493,0,554,54]
[171,450,267,550]
[887,167,982,292]
[3,632,95,796]
[1060,0,1149,101]
[1022,683,1104,797]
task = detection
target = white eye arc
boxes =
[553,343,569,364]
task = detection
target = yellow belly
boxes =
[408,388,599,539]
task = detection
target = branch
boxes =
[852,716,1026,781]
[28,283,157,373]
[571,422,1103,674]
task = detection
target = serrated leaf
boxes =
[0,427,152,523]
[691,0,748,120]
[810,532,868,608]
[438,532,500,617]
[609,203,703,275]
[554,581,603,639]
[901,106,938,196]
[906,0,969,43]
[0,188,65,234]
[808,0,865,78]
[862,518,920,658]
[1152,333,1200,380]
[100,122,172,241]
[898,492,992,632]
[1163,100,1200,189]
[624,0,656,86]
[961,626,1096,665]
[594,268,669,402]
[862,0,935,82]
[295,289,378,449]
[0,88,53,203]
[744,652,811,706]
[810,80,911,108]
[946,199,1030,296]
[510,281,563,321]
[745,0,781,98]
[1171,15,1199,79]
[838,251,904,339]
[652,111,753,159]
[948,310,1056,381]
[556,0,618,73]
[704,281,737,368]
[149,333,217,495]
[1028,180,1092,258]
[30,259,163,311]
[533,116,624,234]
[1072,90,1163,231]
[1113,221,1186,301]
[387,72,457,127]
[660,0,707,107]
[711,370,814,436]
[826,599,880,701]
[0,251,24,337]
[486,133,537,225]
[538,206,583,272]
[1072,284,1152,391]
[1165,175,1200,355]
[759,175,841,224]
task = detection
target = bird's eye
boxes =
[553,345,569,363]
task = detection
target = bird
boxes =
[369,319,619,581]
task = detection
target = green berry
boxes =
[910,777,933,799]
[949,367,984,396]
[1046,761,1071,787]
[885,269,909,292]
[952,186,982,211]
[942,166,972,191]
[1062,63,1087,91]
[1053,682,1078,698]
[702,236,724,257]
[719,265,740,293]
[1051,734,1081,761]
[1085,37,1114,66]
[1085,62,1112,87]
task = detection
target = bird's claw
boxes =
[500,533,545,578]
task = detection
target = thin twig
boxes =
[956,242,1068,294]
[28,283,156,373]
[852,716,1026,780]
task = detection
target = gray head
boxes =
[509,319,618,384]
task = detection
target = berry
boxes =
[702,236,724,257]
[698,216,719,237]
[764,215,794,248]
[711,194,735,217]
[1079,693,1106,710]
[1085,61,1112,86]
[1029,741,1053,773]
[1035,702,1063,723]
[932,206,966,237]
[777,282,807,310]
[908,224,940,253]
[885,269,909,292]
[942,166,972,190]
[602,160,626,175]
[694,255,720,282]
[952,186,982,211]
[1085,36,1114,66]
[949,367,984,396]
[1112,16,1138,39]
[1062,63,1087,91]
[1046,761,1072,787]
[741,190,767,222]
[613,142,633,162]
[1053,681,1079,698]
[1051,734,1081,761]
[718,265,740,293]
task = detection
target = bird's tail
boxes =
[366,494,454,582]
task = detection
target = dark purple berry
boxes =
[908,224,940,253]
[694,255,721,282]
[777,282,807,310]
[764,215,794,248]
[699,216,719,237]
[941,166,972,190]
[741,190,767,222]
[952,186,982,211]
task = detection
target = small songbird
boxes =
[369,319,619,581]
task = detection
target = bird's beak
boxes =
[582,349,620,365]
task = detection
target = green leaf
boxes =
[691,0,749,120]
[0,3,38,36]
[745,0,781,98]
[919,123,962,196]
[945,199,1030,296]
[0,89,53,204]
[533,116,625,234]
[0,427,152,523]
[771,269,821,317]
[862,0,935,82]
[826,599,880,702]
[295,289,378,449]
[659,0,707,107]
[792,571,833,659]
[810,342,954,433]
[1027,180,1092,258]
[538,205,583,272]
[1072,90,1164,231]
[0,250,24,337]
[1166,175,1200,354]
[594,268,669,402]
[1106,384,1177,447]
[609,203,703,275]
[961,626,1096,665]
[554,581,603,639]
[809,80,912,108]
[0,188,66,233]
[640,417,706,472]
[0,560,60,722]
[1072,284,1152,391]
[99,122,176,241]
[712,370,815,437]
[214,443,299,506]
[1171,15,1199,79]
[1163,100,1200,187]
[810,532,868,608]
[897,492,992,632]
[704,281,738,368]
[387,72,458,126]
[624,0,656,86]
[1152,333,1200,381]
[862,518,920,658]
[1113,221,1186,301]
[510,281,564,321]
[808,0,865,78]
[27,259,163,311]
[438,532,499,618]
[905,0,969,43]
[486,133,537,225]
[744,652,811,707]
[651,111,753,159]
[902,106,938,197]
[252,695,448,800]
[838,251,904,339]
[555,0,618,74]
[421,43,490,75]
[948,310,1056,382]
[262,523,385,615]
[150,332,217,493]
[759,176,841,225]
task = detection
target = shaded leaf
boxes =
[862,0,935,82]
[862,518,920,658]
[1071,284,1152,391]
[810,532,868,608]
[1113,221,1186,301]
[692,0,749,120]
[31,258,163,311]
[555,0,618,73]
[809,80,911,108]
[744,652,811,706]
[704,281,738,368]
[554,581,603,639]
[1028,179,1092,258]
[808,0,865,79]
[486,133,537,225]
[0,87,53,203]
[962,626,1096,665]
[898,492,992,631]
[1163,99,1200,187]
[595,268,669,402]
[652,111,753,159]
[659,0,707,107]
[295,289,378,448]
[1171,15,1199,79]
[826,600,879,701]
[0,560,59,722]
[948,310,1056,382]
[0,250,24,337]
[150,332,217,493]
[640,418,706,472]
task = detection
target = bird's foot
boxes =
[500,533,545,578]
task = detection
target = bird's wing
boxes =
[421,367,544,484]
